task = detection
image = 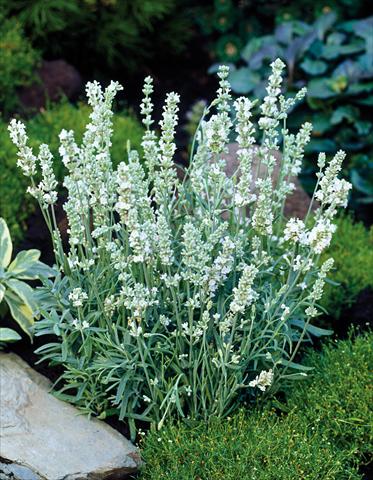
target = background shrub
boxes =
[195,0,367,64]
[320,215,373,319]
[0,13,40,115]
[3,0,193,76]
[139,333,373,480]
[0,101,143,242]
[219,12,373,221]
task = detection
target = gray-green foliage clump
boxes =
[139,333,373,480]
[9,61,351,439]
[0,101,144,242]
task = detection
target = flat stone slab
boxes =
[0,353,141,479]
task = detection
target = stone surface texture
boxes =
[221,143,317,219]
[18,60,82,112]
[0,353,140,479]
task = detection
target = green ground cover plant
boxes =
[0,101,143,242]
[138,332,373,479]
[320,215,373,318]
[8,60,352,439]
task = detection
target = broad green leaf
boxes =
[355,121,372,136]
[307,78,337,98]
[0,218,12,269]
[331,105,359,125]
[0,328,21,343]
[228,68,260,94]
[327,32,346,46]
[6,279,37,314]
[321,41,364,59]
[300,58,328,76]
[0,284,5,303]
[312,114,332,134]
[4,289,34,337]
[16,261,56,281]
[351,170,373,196]
[305,138,337,153]
[348,82,373,94]
[355,96,373,106]
[241,37,263,62]
[7,249,40,276]
[314,12,337,40]
[8,248,56,280]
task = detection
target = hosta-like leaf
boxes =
[327,31,346,46]
[6,279,37,314]
[274,22,292,45]
[331,105,359,125]
[0,284,5,303]
[355,121,372,136]
[321,41,364,60]
[0,218,12,269]
[312,114,332,134]
[0,327,22,343]
[4,289,34,337]
[228,68,260,94]
[8,249,55,280]
[333,60,364,82]
[7,249,40,275]
[307,78,336,98]
[305,138,337,153]
[351,169,373,196]
[241,37,263,62]
[314,12,337,40]
[300,58,328,75]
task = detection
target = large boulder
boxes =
[0,353,141,479]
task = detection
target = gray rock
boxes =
[0,353,141,480]
[221,143,317,219]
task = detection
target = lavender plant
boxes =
[8,59,351,438]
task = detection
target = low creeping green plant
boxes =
[139,333,373,479]
[0,218,54,345]
[9,59,351,438]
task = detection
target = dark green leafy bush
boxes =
[4,0,192,74]
[320,215,373,318]
[0,14,40,115]
[225,13,373,211]
[139,333,373,479]
[0,101,143,241]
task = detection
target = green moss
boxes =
[139,333,373,480]
[320,215,373,318]
[0,101,143,242]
